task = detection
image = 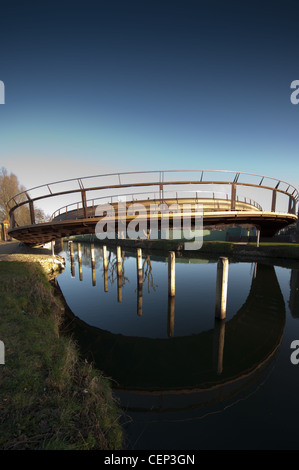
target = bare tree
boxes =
[0,167,49,226]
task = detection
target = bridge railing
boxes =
[50,189,263,221]
[7,170,299,228]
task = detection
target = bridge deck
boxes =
[8,210,297,245]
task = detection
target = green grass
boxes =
[0,262,123,450]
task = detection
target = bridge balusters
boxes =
[81,189,88,218]
[271,189,277,213]
[29,200,35,225]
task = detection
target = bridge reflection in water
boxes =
[57,240,286,427]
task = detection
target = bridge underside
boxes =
[8,210,297,246]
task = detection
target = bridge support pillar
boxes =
[215,257,229,320]
[168,251,175,297]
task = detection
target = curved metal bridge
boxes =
[7,169,299,245]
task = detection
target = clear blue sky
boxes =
[1,0,299,207]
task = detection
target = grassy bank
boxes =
[199,240,299,260]
[0,261,123,450]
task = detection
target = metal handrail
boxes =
[7,169,299,200]
[7,169,299,203]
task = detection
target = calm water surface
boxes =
[57,240,299,450]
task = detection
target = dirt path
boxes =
[0,241,52,255]
[0,241,65,277]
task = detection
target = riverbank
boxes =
[0,253,123,450]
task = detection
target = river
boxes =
[56,238,299,450]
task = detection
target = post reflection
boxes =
[167,296,175,337]
[289,268,299,318]
[213,319,226,375]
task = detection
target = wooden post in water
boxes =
[215,257,229,320]
[137,248,143,273]
[77,242,83,281]
[103,245,108,292]
[117,246,122,302]
[69,240,74,257]
[69,241,75,278]
[136,248,143,316]
[91,243,96,286]
[168,251,175,297]
[116,246,122,277]
[103,245,108,270]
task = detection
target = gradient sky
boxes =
[1,0,299,213]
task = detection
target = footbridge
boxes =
[7,170,298,245]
